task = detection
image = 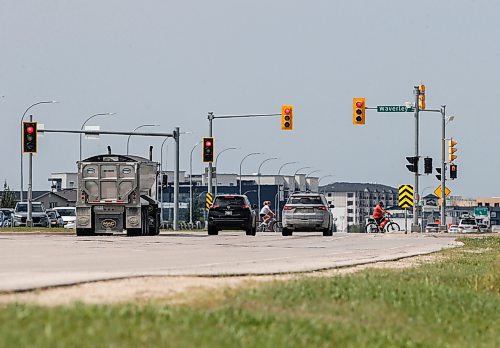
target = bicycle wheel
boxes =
[365,222,379,233]
[386,222,400,232]
[272,221,282,233]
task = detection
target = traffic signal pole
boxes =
[27,115,33,227]
[440,105,447,229]
[206,111,281,196]
[413,86,420,230]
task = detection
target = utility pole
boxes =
[413,86,420,230]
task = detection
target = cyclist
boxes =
[259,201,275,227]
[373,201,388,232]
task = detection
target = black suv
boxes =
[208,195,257,235]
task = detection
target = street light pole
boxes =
[214,147,237,195]
[276,161,298,221]
[80,113,115,160]
[257,157,278,209]
[189,141,201,226]
[160,137,170,226]
[126,124,159,155]
[239,152,261,194]
[293,166,311,192]
[20,100,57,202]
[305,169,321,192]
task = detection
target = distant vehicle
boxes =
[478,224,490,233]
[448,225,459,233]
[281,193,334,236]
[0,208,14,227]
[458,218,479,233]
[425,223,439,233]
[491,225,500,233]
[46,209,64,228]
[53,207,76,229]
[207,195,257,235]
[12,202,49,227]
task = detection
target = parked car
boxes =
[0,208,14,227]
[425,223,439,233]
[12,202,49,227]
[448,225,459,233]
[458,218,479,233]
[53,207,76,228]
[491,225,500,233]
[207,195,257,235]
[281,193,334,236]
[46,209,64,228]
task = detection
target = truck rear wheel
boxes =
[76,228,95,236]
[127,228,141,237]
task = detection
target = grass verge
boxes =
[0,236,498,348]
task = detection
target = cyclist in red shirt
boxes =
[373,201,388,232]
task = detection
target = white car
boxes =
[458,218,479,233]
[448,225,459,233]
[53,207,76,229]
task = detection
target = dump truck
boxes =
[76,152,160,236]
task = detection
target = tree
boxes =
[1,181,16,208]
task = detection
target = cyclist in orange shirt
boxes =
[373,201,388,232]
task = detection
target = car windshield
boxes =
[460,219,476,225]
[55,209,76,217]
[47,212,57,218]
[427,224,438,227]
[214,196,246,207]
[1,210,12,217]
[289,196,323,205]
[16,204,44,213]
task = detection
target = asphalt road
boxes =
[0,231,458,292]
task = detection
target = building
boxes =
[48,173,78,191]
[34,189,77,209]
[320,182,398,231]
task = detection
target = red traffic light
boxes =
[26,126,35,134]
[355,101,363,108]
[204,140,212,147]
[284,107,291,115]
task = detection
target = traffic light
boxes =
[202,137,214,163]
[450,164,457,179]
[281,105,293,130]
[424,157,432,174]
[406,156,418,173]
[352,98,366,125]
[448,138,457,162]
[435,168,442,181]
[22,121,38,154]
[418,84,426,110]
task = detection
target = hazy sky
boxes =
[1,0,499,197]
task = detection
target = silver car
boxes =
[281,193,334,236]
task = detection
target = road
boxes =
[0,232,459,292]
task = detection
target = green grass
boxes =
[0,237,498,348]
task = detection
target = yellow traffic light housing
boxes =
[281,105,293,130]
[353,98,365,125]
[418,84,426,110]
[448,138,457,163]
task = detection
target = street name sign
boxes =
[377,106,415,112]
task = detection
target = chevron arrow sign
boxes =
[398,185,414,208]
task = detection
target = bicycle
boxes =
[365,214,400,233]
[258,217,281,232]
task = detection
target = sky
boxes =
[1,0,499,197]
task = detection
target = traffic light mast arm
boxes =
[210,113,281,119]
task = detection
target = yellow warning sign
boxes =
[434,186,451,199]
[398,185,414,209]
[206,192,214,210]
